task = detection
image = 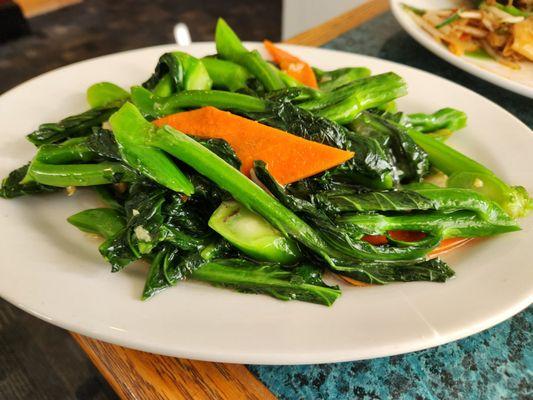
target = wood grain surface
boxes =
[285,0,389,46]
[73,335,276,400]
[71,1,390,399]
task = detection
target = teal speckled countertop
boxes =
[249,12,532,399]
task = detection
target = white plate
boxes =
[0,43,532,365]
[390,0,533,98]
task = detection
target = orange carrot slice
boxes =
[362,234,388,246]
[263,40,318,88]
[362,231,471,256]
[429,238,473,257]
[154,107,353,185]
[362,230,427,246]
[338,275,371,287]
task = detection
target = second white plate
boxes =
[390,0,533,98]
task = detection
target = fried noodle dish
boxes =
[405,0,533,69]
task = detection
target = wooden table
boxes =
[71,1,389,398]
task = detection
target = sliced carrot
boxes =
[363,231,471,255]
[362,230,426,246]
[338,275,371,287]
[362,234,388,246]
[263,40,318,88]
[264,40,300,63]
[429,238,473,257]
[389,230,427,242]
[154,107,353,185]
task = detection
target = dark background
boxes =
[0,1,280,399]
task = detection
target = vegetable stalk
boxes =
[215,18,284,91]
[407,128,532,218]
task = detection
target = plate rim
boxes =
[389,0,533,99]
[0,42,531,365]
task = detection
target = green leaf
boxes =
[109,102,195,195]
[333,258,454,285]
[143,52,212,94]
[192,260,341,306]
[209,201,301,264]
[68,208,126,239]
[0,163,59,198]
[27,107,117,146]
[87,82,129,108]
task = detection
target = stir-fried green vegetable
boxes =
[143,51,212,94]
[27,107,118,146]
[109,102,195,195]
[192,260,341,306]
[215,18,284,91]
[201,57,251,92]
[1,18,529,306]
[407,128,532,218]
[209,201,302,264]
[87,82,130,108]
[405,108,467,133]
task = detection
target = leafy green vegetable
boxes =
[316,188,434,213]
[350,112,429,183]
[316,186,516,226]
[142,240,233,300]
[338,210,519,239]
[333,258,454,285]
[27,107,117,146]
[215,18,284,91]
[68,208,126,239]
[150,126,334,261]
[407,128,532,218]
[99,181,210,272]
[24,129,138,188]
[130,86,267,118]
[23,160,137,187]
[0,163,59,198]
[465,48,494,60]
[85,128,122,161]
[314,67,371,91]
[406,108,467,133]
[113,113,435,268]
[299,72,407,124]
[209,201,301,264]
[31,128,121,165]
[93,185,124,210]
[87,82,130,108]
[201,57,251,91]
[194,137,241,170]
[192,260,341,306]
[109,102,195,195]
[143,52,212,94]
[253,161,441,262]
[34,137,96,164]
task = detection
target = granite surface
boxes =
[249,12,532,400]
[250,309,532,399]
[0,6,531,400]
